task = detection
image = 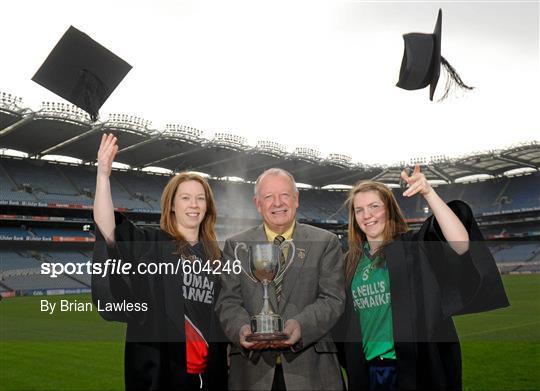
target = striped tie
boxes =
[273,235,286,302]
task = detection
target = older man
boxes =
[216,168,345,390]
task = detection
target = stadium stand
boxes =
[488,242,540,273]
[0,227,34,240]
[39,251,93,286]
[2,272,86,291]
[0,161,38,202]
[1,93,539,295]
[210,180,259,220]
[57,164,99,204]
[501,174,540,211]
[113,170,162,209]
[43,251,91,264]
[31,228,93,238]
[1,157,538,218]
[0,250,41,271]
[0,249,92,292]
[490,243,539,261]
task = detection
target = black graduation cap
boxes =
[396,9,473,101]
[32,26,132,121]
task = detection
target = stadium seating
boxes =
[31,228,93,238]
[0,161,38,202]
[0,227,35,240]
[501,174,540,211]
[1,273,86,291]
[113,171,162,210]
[1,158,79,195]
[0,156,538,292]
[44,251,91,264]
[0,250,41,271]
[488,242,540,273]
[297,189,348,222]
[1,157,538,218]
[491,243,540,263]
[394,190,426,219]
[41,251,93,286]
[0,249,92,291]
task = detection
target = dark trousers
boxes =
[368,362,397,391]
[272,364,286,391]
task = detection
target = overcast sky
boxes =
[1,0,538,165]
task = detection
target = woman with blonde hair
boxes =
[337,165,508,391]
[93,134,227,390]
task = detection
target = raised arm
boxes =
[93,133,118,244]
[401,164,469,254]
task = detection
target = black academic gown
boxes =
[92,213,228,391]
[336,200,509,391]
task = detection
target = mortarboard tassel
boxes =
[438,56,474,101]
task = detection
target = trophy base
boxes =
[246,332,288,342]
[247,313,286,342]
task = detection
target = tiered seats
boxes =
[393,190,425,219]
[2,273,86,290]
[44,251,91,264]
[502,174,540,210]
[490,242,540,273]
[0,227,34,239]
[0,161,37,202]
[461,179,506,213]
[113,171,162,210]
[435,183,465,203]
[0,250,92,290]
[211,180,259,220]
[57,164,96,204]
[1,159,84,204]
[298,190,347,222]
[492,243,540,263]
[0,250,40,271]
[42,251,92,285]
[0,157,538,218]
[31,228,93,238]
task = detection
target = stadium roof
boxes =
[1,94,539,187]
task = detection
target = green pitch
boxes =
[455,274,540,391]
[1,274,539,390]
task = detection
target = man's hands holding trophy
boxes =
[239,320,301,350]
[234,240,301,350]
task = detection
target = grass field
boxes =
[1,274,539,390]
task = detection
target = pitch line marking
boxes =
[460,320,540,338]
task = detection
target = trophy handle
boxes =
[278,240,296,276]
[233,242,258,283]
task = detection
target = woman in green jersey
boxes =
[338,164,508,391]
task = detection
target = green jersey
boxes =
[351,244,396,361]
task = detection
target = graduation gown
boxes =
[336,200,509,391]
[92,213,228,390]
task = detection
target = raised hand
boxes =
[401,164,433,198]
[94,133,118,243]
[401,164,469,254]
[97,133,118,178]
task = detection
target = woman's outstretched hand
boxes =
[401,164,433,198]
[97,133,118,178]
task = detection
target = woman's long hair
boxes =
[160,172,221,262]
[345,181,409,284]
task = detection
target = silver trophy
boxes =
[234,240,295,342]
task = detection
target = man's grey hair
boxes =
[254,168,298,196]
